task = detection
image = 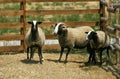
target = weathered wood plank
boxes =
[100,0,108,6]
[43,44,60,50]
[26,9,99,15]
[0,0,23,2]
[113,44,120,51]
[20,1,26,51]
[24,44,60,52]
[0,10,24,16]
[0,35,24,40]
[107,7,116,13]
[46,35,57,39]
[106,26,116,34]
[26,0,100,2]
[0,46,24,52]
[0,23,23,28]
[114,24,120,31]
[113,3,120,8]
[0,0,100,2]
[26,22,99,28]
[100,17,108,22]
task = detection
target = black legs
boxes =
[27,47,29,59]
[58,47,64,62]
[26,46,43,64]
[87,44,96,64]
[87,47,110,65]
[27,46,34,60]
[58,47,71,63]
[65,48,71,63]
[38,46,43,64]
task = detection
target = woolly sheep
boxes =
[53,22,94,63]
[85,31,110,65]
[25,20,45,64]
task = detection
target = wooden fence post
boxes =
[115,7,120,64]
[20,0,26,52]
[108,0,112,26]
[100,0,106,30]
[100,0,109,31]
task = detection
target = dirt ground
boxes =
[0,52,120,79]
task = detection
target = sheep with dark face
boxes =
[85,31,110,65]
[53,22,94,63]
[25,20,45,64]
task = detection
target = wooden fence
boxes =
[100,0,120,64]
[0,0,103,52]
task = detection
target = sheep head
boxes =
[53,22,67,35]
[85,31,97,41]
[28,20,42,41]
[28,20,42,32]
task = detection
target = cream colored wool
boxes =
[25,27,45,48]
[58,26,94,49]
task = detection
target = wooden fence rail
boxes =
[0,0,100,52]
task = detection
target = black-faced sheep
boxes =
[53,22,94,63]
[25,20,45,64]
[85,31,110,65]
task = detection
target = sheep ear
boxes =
[85,32,88,34]
[27,22,32,24]
[37,22,42,24]
[51,24,55,28]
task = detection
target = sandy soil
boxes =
[0,52,119,79]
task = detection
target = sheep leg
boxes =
[92,50,96,64]
[64,48,71,63]
[87,46,93,63]
[99,50,103,65]
[88,52,93,63]
[107,48,110,60]
[106,47,110,65]
[27,47,29,59]
[30,47,33,60]
[31,48,35,59]
[38,46,43,64]
[58,47,64,62]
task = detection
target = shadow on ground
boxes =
[101,62,120,79]
[47,58,86,64]
[21,59,39,64]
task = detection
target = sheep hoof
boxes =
[40,61,43,64]
[99,62,102,66]
[27,57,29,59]
[106,60,112,65]
[40,58,44,64]
[41,58,44,61]
[93,62,96,65]
[40,60,43,64]
[64,60,68,64]
[58,59,61,62]
[86,61,91,64]
[84,62,91,66]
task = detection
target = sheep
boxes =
[25,20,45,64]
[53,22,94,63]
[85,31,110,65]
